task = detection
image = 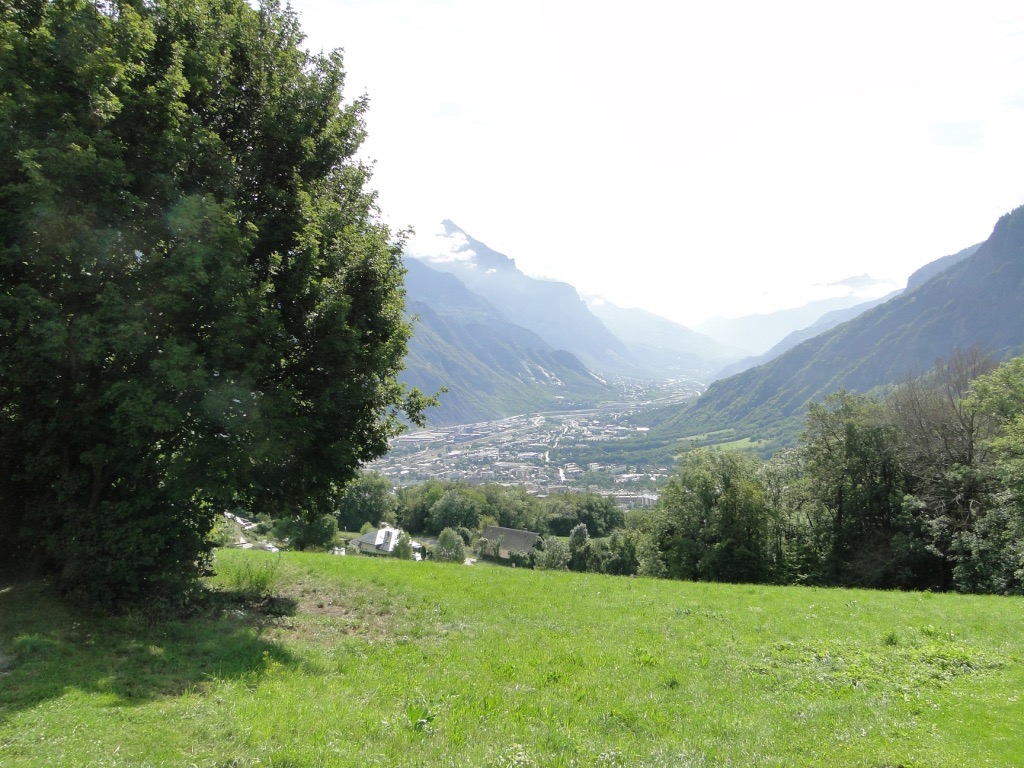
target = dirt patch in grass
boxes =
[264,578,410,643]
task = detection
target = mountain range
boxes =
[658,207,1024,443]
[585,299,745,377]
[401,222,743,424]
[414,221,637,373]
[694,274,900,356]
[400,258,610,425]
[399,210,1023,435]
[712,244,981,379]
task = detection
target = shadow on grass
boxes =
[0,576,301,721]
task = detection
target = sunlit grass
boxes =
[2,550,1022,766]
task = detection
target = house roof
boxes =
[352,524,405,553]
[481,526,541,553]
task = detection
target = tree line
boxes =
[633,349,1024,593]
[340,349,1024,594]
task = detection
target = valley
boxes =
[371,375,704,502]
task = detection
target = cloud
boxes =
[928,121,985,147]
[826,274,901,295]
[405,223,476,264]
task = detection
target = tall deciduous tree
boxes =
[887,349,998,587]
[335,470,398,532]
[801,391,936,588]
[657,448,772,584]
[0,0,428,605]
[956,356,1024,593]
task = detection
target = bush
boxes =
[507,550,531,568]
[534,538,570,571]
[393,532,413,560]
[209,516,237,548]
[272,514,338,551]
[435,528,467,563]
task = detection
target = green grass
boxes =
[2,551,1023,767]
[710,437,759,450]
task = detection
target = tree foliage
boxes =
[541,492,623,537]
[638,352,1024,594]
[656,449,773,583]
[0,0,427,606]
[534,537,570,571]
[335,471,398,532]
[392,532,413,560]
[272,513,338,551]
[427,487,485,535]
[434,528,466,564]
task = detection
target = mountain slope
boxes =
[586,298,743,376]
[714,244,981,379]
[412,221,637,373]
[695,281,894,356]
[656,206,1024,442]
[401,258,608,425]
[714,291,903,379]
[904,242,981,291]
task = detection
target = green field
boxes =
[2,550,1022,767]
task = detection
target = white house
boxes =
[350,523,422,558]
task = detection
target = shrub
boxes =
[508,549,531,568]
[535,538,570,570]
[393,532,413,560]
[435,528,467,563]
[272,513,338,551]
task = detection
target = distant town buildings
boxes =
[371,411,664,508]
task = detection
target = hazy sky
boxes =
[288,0,1024,326]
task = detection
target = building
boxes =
[480,526,541,559]
[350,523,423,558]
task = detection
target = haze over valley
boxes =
[396,207,1024,463]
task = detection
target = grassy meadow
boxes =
[1,549,1022,767]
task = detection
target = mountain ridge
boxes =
[656,206,1024,443]
[400,257,610,425]
[413,222,638,373]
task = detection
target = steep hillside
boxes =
[655,206,1024,443]
[412,222,638,373]
[715,290,902,379]
[904,242,981,290]
[401,258,608,425]
[714,244,981,380]
[695,275,897,356]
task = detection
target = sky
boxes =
[287,0,1024,326]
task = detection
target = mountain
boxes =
[401,258,609,425]
[656,206,1024,443]
[713,245,982,379]
[585,297,744,376]
[904,242,980,290]
[714,291,903,378]
[410,221,637,373]
[696,276,899,355]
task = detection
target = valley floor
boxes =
[372,377,703,499]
